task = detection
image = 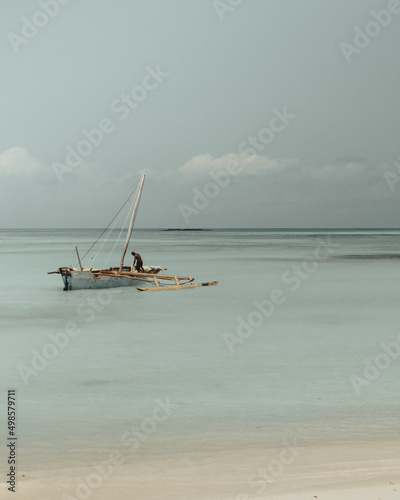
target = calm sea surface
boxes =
[1,229,400,473]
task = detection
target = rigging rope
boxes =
[80,185,138,264]
[88,200,129,267]
[102,193,137,268]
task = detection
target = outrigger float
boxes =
[48,174,218,292]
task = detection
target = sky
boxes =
[1,0,400,228]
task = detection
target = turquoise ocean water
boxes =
[1,229,400,491]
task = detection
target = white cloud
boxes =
[177,153,285,178]
[164,153,399,227]
[173,153,390,202]
[0,148,398,228]
[0,147,42,176]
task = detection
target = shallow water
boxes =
[1,229,400,475]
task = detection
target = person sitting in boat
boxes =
[131,251,144,272]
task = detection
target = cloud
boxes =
[0,148,398,228]
[172,153,392,204]
[0,147,145,227]
[0,147,42,176]
[161,153,399,228]
[177,153,286,178]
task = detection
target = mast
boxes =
[119,174,146,272]
[75,246,83,270]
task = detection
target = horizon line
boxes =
[1,227,400,231]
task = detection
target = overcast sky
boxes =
[1,0,400,228]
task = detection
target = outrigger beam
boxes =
[137,281,218,292]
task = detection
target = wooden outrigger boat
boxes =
[48,174,218,292]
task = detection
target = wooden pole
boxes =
[75,246,83,270]
[119,174,145,272]
[137,281,218,292]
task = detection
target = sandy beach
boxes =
[4,439,399,499]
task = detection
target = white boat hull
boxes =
[63,270,155,291]
[51,267,216,292]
